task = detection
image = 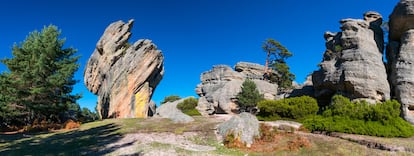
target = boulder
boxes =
[217,112,260,147]
[312,12,390,105]
[388,0,414,124]
[155,97,195,123]
[84,20,164,119]
[196,62,278,115]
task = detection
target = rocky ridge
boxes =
[84,20,163,119]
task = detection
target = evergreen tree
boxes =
[0,73,27,128]
[1,25,80,126]
[262,38,295,90]
[236,79,263,113]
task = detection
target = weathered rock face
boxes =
[312,12,390,105]
[388,0,414,124]
[217,112,260,147]
[84,20,164,119]
[289,75,315,98]
[196,62,278,115]
[155,97,195,123]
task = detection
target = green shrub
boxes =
[177,97,201,116]
[161,95,181,104]
[303,95,414,137]
[257,96,318,121]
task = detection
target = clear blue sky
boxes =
[0,0,397,111]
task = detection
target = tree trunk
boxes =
[264,51,270,80]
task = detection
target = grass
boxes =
[2,116,414,155]
[0,121,122,155]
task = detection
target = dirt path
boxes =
[104,132,216,155]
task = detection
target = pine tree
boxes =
[1,25,80,125]
[0,73,27,128]
[262,38,295,90]
[236,79,263,113]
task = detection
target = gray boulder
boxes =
[196,62,278,115]
[388,0,414,124]
[155,97,195,123]
[84,20,164,119]
[312,12,390,105]
[217,112,260,147]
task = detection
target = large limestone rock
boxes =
[217,112,260,147]
[312,12,390,105]
[196,62,278,115]
[155,97,195,123]
[84,20,164,119]
[388,0,414,124]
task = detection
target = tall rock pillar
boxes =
[84,20,164,119]
[312,12,390,105]
[388,0,414,124]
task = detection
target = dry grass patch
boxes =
[224,123,311,153]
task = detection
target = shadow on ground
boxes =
[0,123,132,155]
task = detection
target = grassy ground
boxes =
[1,116,414,155]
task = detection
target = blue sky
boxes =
[0,0,397,111]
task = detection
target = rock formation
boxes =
[388,0,414,124]
[155,97,195,123]
[84,20,164,119]
[217,112,260,147]
[312,12,390,105]
[195,62,278,115]
[289,75,314,98]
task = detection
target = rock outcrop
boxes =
[217,112,260,147]
[289,75,315,98]
[84,20,164,119]
[155,97,195,123]
[195,62,278,115]
[312,12,390,105]
[388,0,414,124]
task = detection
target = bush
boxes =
[177,97,201,116]
[257,96,318,121]
[161,95,181,104]
[303,95,414,137]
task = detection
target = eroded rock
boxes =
[84,20,164,119]
[388,0,414,124]
[196,62,278,115]
[312,12,390,105]
[217,112,260,147]
[155,97,195,123]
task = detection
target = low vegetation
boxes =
[161,95,181,104]
[303,95,414,137]
[257,96,318,121]
[177,97,201,116]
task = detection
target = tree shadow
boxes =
[0,123,136,155]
